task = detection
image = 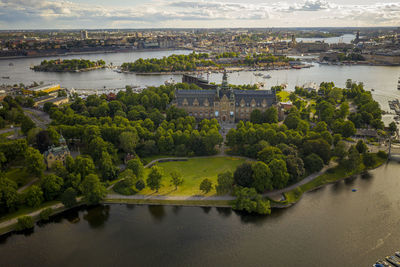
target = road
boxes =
[23,108,51,129]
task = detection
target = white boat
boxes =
[263,74,272,79]
[254,73,263,77]
[164,78,176,86]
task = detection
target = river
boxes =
[0,161,399,266]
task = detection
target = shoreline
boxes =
[0,156,387,237]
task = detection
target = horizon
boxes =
[1,0,400,30]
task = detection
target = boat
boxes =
[396,251,400,259]
[398,76,400,90]
[385,256,400,266]
[164,78,176,86]
[371,88,375,92]
[1,76,10,79]
[373,260,390,267]
[8,62,13,66]
[254,73,263,77]
[263,74,272,79]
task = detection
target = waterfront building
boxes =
[25,84,61,94]
[174,70,276,122]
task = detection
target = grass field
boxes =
[139,157,247,196]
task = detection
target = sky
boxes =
[0,0,399,29]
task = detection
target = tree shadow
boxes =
[148,205,166,223]
[83,205,110,229]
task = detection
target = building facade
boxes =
[174,71,276,122]
[43,136,70,169]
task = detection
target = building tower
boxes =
[221,69,229,90]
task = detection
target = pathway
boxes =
[23,108,51,129]
[17,178,39,193]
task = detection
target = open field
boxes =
[139,157,247,196]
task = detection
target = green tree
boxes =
[146,166,163,192]
[41,174,64,201]
[170,170,183,190]
[25,185,44,207]
[363,153,378,168]
[61,187,78,208]
[389,122,397,135]
[16,216,34,231]
[285,155,305,183]
[258,146,284,164]
[252,161,273,193]
[233,162,254,188]
[99,151,118,181]
[268,159,289,189]
[304,153,324,173]
[135,179,145,191]
[333,141,348,164]
[199,178,212,194]
[215,171,234,195]
[25,147,46,177]
[126,158,144,178]
[0,177,18,212]
[21,116,35,135]
[39,207,53,221]
[344,146,361,171]
[356,140,368,154]
[119,131,139,154]
[80,174,106,205]
[341,120,356,138]
[232,186,271,215]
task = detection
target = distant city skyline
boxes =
[0,0,399,29]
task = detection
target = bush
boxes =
[135,179,145,191]
[61,187,77,208]
[377,150,388,159]
[113,180,136,195]
[39,207,53,221]
[363,153,378,168]
[16,216,34,231]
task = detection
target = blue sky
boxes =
[0,0,399,29]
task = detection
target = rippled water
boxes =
[0,161,399,266]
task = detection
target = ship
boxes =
[398,76,400,90]
[263,74,272,79]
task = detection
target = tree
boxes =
[39,208,53,221]
[25,185,44,207]
[170,170,183,190]
[119,131,139,154]
[304,153,324,173]
[341,120,356,138]
[80,174,106,205]
[285,155,305,183]
[21,116,35,135]
[389,122,397,135]
[126,158,144,178]
[16,216,34,231]
[232,186,271,215]
[74,155,95,178]
[99,151,118,181]
[61,187,78,208]
[363,153,377,168]
[233,162,254,188]
[333,141,348,164]
[146,166,163,192]
[215,171,234,195]
[356,140,368,154]
[302,139,331,164]
[344,146,361,171]
[251,161,273,193]
[25,147,46,177]
[199,178,212,194]
[258,146,284,164]
[268,159,289,189]
[284,113,301,129]
[135,179,145,191]
[41,174,64,201]
[0,177,18,212]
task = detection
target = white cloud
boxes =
[0,0,399,28]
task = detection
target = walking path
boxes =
[17,178,39,193]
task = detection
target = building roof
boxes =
[29,84,60,92]
[44,145,69,158]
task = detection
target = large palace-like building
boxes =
[173,71,277,123]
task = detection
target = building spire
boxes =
[221,69,229,90]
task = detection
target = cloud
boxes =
[0,0,399,28]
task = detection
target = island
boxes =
[32,59,106,72]
[120,52,297,73]
[0,76,396,235]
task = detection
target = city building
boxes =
[80,30,88,40]
[174,70,276,122]
[25,84,60,94]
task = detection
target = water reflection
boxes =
[172,206,182,215]
[216,207,232,218]
[201,207,211,214]
[148,205,166,223]
[125,204,135,210]
[83,205,110,229]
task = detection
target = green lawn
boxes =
[4,168,35,188]
[139,157,247,196]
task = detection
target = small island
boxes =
[121,52,297,73]
[32,59,106,72]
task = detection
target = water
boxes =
[0,161,399,266]
[1,49,399,111]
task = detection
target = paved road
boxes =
[0,127,20,135]
[23,108,51,129]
